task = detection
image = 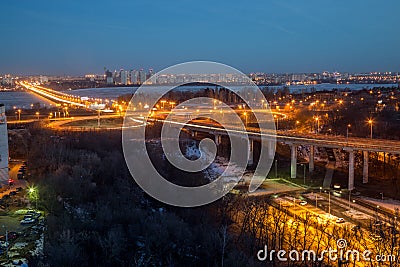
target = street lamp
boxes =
[35,111,40,120]
[324,190,331,218]
[28,186,38,210]
[300,163,306,184]
[243,112,248,127]
[346,124,351,141]
[160,100,166,109]
[380,192,384,200]
[315,116,319,133]
[17,109,21,121]
[368,119,373,139]
[274,115,279,130]
[348,190,352,210]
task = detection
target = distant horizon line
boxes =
[2,70,400,77]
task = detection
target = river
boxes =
[0,83,397,111]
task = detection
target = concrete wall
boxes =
[0,104,9,184]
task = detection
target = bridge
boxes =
[18,81,108,110]
[145,116,400,191]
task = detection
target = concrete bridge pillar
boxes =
[348,149,355,190]
[309,145,315,172]
[290,144,297,179]
[363,151,369,184]
[268,140,275,159]
[248,139,254,166]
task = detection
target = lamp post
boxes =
[376,205,380,221]
[316,187,322,208]
[368,119,373,139]
[315,116,319,133]
[97,109,101,127]
[17,109,21,121]
[301,163,306,184]
[28,186,38,210]
[243,112,248,127]
[35,111,40,120]
[348,190,352,210]
[274,115,279,130]
[346,124,351,141]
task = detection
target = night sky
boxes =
[1,0,399,75]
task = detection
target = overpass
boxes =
[149,117,400,191]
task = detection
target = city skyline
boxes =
[1,0,400,75]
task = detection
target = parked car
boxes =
[9,191,17,196]
[26,210,41,218]
[371,234,383,242]
[16,187,23,192]
[299,201,308,206]
[0,232,17,241]
[23,215,34,220]
[0,241,9,248]
[20,217,36,225]
[336,218,345,223]
[7,232,18,241]
[333,184,341,190]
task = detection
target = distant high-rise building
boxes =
[105,69,114,85]
[0,104,9,185]
[120,70,129,85]
[113,70,121,84]
[139,69,146,84]
[130,70,139,84]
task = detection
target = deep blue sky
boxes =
[1,0,399,75]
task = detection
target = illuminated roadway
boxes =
[17,80,400,153]
[18,81,105,109]
[148,116,400,154]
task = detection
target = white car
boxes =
[299,201,307,206]
[336,218,345,223]
[20,217,36,225]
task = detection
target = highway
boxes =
[141,115,400,154]
[18,81,107,110]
